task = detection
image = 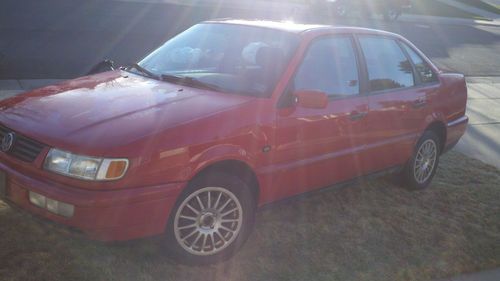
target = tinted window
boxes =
[294,37,359,97]
[359,37,414,92]
[401,43,438,84]
[138,23,299,97]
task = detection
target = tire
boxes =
[163,172,256,265]
[400,131,441,190]
[335,4,350,18]
[383,7,401,21]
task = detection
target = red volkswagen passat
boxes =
[0,20,468,264]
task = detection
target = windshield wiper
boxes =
[160,74,221,92]
[127,63,159,80]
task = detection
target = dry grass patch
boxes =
[0,151,499,281]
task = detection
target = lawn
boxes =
[1,151,499,281]
[456,0,500,14]
[407,0,485,19]
[256,0,485,20]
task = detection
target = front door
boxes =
[269,35,370,200]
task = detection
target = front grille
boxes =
[0,125,45,162]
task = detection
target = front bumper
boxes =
[0,160,185,241]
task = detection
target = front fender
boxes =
[188,144,257,180]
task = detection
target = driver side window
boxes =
[294,36,359,98]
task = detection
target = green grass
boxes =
[407,0,486,19]
[278,0,486,19]
[456,0,500,14]
[1,151,499,281]
[228,0,488,20]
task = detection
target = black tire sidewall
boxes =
[163,172,255,265]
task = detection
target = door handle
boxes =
[412,99,427,109]
[349,111,367,121]
[347,80,358,87]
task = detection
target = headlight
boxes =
[44,148,129,181]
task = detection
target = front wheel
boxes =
[163,172,255,265]
[384,7,401,21]
[400,131,440,190]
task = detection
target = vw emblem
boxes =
[1,132,15,152]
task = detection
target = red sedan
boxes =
[0,20,468,264]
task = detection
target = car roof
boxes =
[204,19,400,38]
[205,19,329,33]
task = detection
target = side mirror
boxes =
[87,59,116,75]
[294,90,328,109]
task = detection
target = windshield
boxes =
[138,23,299,97]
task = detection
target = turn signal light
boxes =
[106,160,128,179]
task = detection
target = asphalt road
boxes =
[1,0,499,79]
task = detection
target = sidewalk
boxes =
[386,13,499,27]
[0,79,63,100]
[483,0,500,7]
[455,77,500,169]
[435,268,500,281]
[437,0,499,21]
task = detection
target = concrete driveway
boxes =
[456,77,500,169]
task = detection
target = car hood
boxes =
[0,71,255,154]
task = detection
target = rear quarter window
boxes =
[359,36,415,92]
[401,42,438,84]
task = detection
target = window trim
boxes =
[397,39,440,87]
[277,34,364,108]
[396,40,421,85]
[355,34,421,96]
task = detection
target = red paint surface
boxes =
[0,21,468,241]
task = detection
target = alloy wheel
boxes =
[173,186,243,256]
[336,5,348,17]
[413,139,437,184]
[386,9,400,21]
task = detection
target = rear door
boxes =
[357,35,431,171]
[270,35,370,199]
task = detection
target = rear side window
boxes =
[359,36,414,92]
[401,43,438,84]
[294,36,359,98]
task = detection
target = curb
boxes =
[0,79,65,91]
[437,0,499,21]
[0,79,65,101]
[0,90,24,101]
[434,268,500,281]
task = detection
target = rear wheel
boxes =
[164,172,255,265]
[383,7,401,21]
[400,131,440,190]
[330,3,350,18]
